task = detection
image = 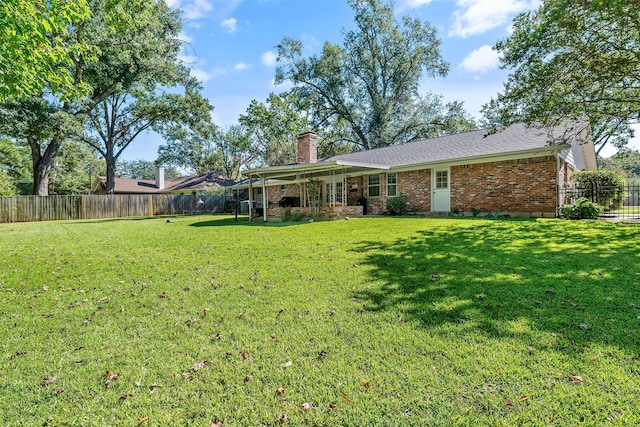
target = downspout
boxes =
[248,174,253,222]
[555,154,561,218]
[262,177,267,222]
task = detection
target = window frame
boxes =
[387,172,397,197]
[368,174,380,197]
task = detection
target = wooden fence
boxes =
[0,194,230,223]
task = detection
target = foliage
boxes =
[1,217,640,424]
[559,197,604,219]
[600,149,640,180]
[483,0,639,153]
[158,124,255,179]
[116,159,180,180]
[275,0,475,151]
[0,0,94,101]
[0,0,201,195]
[238,92,311,167]
[49,141,104,195]
[570,170,626,210]
[386,194,408,215]
[0,171,18,196]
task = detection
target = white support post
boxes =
[248,175,253,221]
[262,178,267,222]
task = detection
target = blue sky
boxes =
[124,0,632,161]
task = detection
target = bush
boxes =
[386,195,408,215]
[570,171,626,210]
[559,197,603,219]
[291,210,305,222]
[281,207,292,222]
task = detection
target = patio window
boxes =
[325,181,345,204]
[368,174,380,197]
[280,184,286,196]
[387,173,397,197]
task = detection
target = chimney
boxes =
[297,132,318,164]
[155,166,165,190]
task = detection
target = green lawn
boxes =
[1,215,640,426]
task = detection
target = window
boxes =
[280,185,286,197]
[435,170,448,189]
[368,174,380,197]
[387,173,397,197]
[325,181,345,204]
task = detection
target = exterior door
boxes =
[432,168,451,212]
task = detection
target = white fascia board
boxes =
[335,160,390,170]
[388,145,571,173]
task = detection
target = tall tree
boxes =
[49,141,104,195]
[238,91,311,166]
[0,0,199,195]
[117,159,180,180]
[0,0,94,101]
[275,0,475,151]
[80,78,213,193]
[484,0,639,151]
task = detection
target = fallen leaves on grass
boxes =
[190,361,209,372]
[329,404,339,410]
[275,388,286,396]
[362,379,371,389]
[42,374,57,386]
[275,413,288,423]
[105,371,119,387]
[569,375,584,383]
[301,402,310,412]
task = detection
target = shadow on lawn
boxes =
[353,219,640,353]
[190,217,311,228]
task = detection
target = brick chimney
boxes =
[155,166,165,190]
[297,132,317,164]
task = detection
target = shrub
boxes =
[570,171,626,210]
[386,195,408,215]
[281,207,292,222]
[559,197,603,219]
[291,210,305,222]
[470,207,481,217]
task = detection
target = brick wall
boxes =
[398,169,431,213]
[450,155,558,215]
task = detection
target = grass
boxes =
[1,215,640,426]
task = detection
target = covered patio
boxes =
[240,159,388,222]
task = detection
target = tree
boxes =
[81,79,213,193]
[0,0,202,195]
[275,0,475,151]
[116,159,180,180]
[0,137,30,195]
[484,0,639,151]
[238,91,311,166]
[600,150,640,181]
[0,0,94,101]
[49,141,104,195]
[158,124,257,179]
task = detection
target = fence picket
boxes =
[0,194,230,223]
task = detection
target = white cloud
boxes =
[179,0,214,20]
[261,51,277,67]
[190,68,215,83]
[178,31,193,44]
[449,0,532,38]
[395,0,435,12]
[178,54,198,64]
[221,17,238,34]
[165,0,180,8]
[459,45,500,74]
[234,62,251,71]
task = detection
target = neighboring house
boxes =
[91,167,236,195]
[239,123,597,221]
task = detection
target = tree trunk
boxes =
[105,152,117,194]
[28,137,60,196]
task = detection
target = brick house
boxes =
[240,123,597,221]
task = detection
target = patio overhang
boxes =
[241,160,390,221]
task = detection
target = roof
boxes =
[93,173,236,194]
[242,123,592,181]
[327,123,574,168]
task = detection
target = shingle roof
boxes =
[96,173,236,194]
[327,123,571,168]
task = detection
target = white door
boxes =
[432,168,451,212]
